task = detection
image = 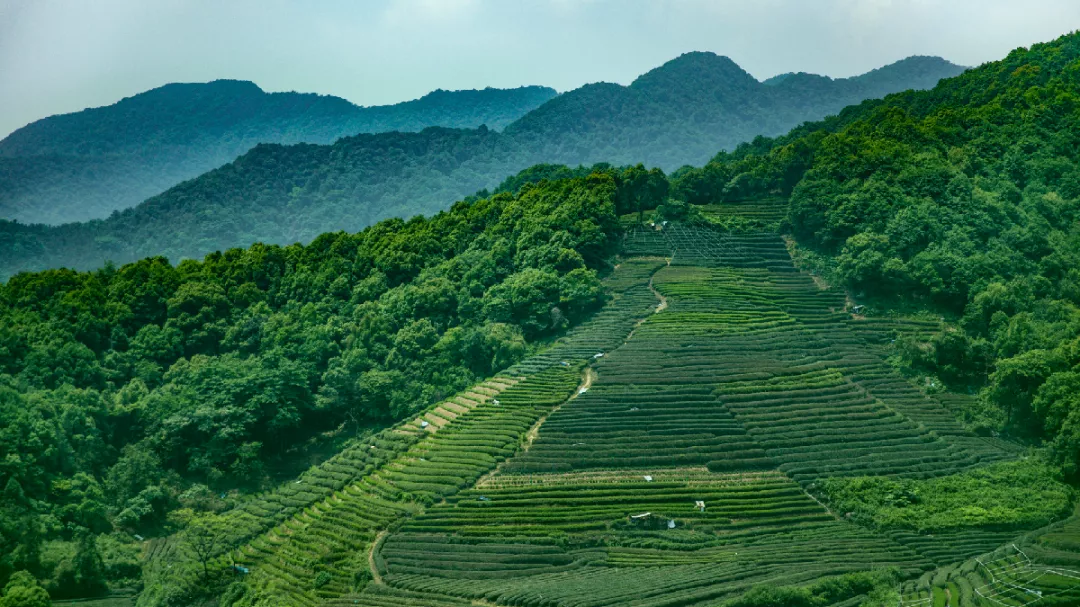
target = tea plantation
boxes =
[150,206,1080,607]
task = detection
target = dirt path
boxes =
[802,487,843,521]
[476,367,594,488]
[368,530,388,585]
[525,367,593,447]
[649,275,668,313]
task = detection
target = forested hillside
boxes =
[0,82,557,224]
[0,54,964,278]
[673,31,1080,480]
[0,167,671,601]
[506,54,964,169]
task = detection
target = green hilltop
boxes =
[0,82,558,225]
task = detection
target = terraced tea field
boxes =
[381,469,930,605]
[158,211,1080,607]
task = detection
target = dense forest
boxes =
[0,54,965,278]
[0,166,669,598]
[673,31,1080,479]
[0,83,557,224]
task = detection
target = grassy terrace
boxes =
[898,518,1080,606]
[154,207,1080,607]
[887,502,1080,606]
[515,233,1010,485]
[144,256,665,605]
[379,469,928,605]
[362,221,1042,606]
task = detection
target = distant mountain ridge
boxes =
[0,82,557,224]
[502,54,967,168]
[0,52,967,278]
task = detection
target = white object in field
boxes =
[579,387,588,395]
[667,519,676,529]
[493,399,500,405]
[594,352,604,358]
[561,361,570,366]
[630,512,651,519]
[420,420,430,428]
[630,407,639,411]
[695,500,706,512]
[643,475,653,482]
[134,534,144,541]
[295,480,302,484]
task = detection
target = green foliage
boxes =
[0,571,51,607]
[680,31,1080,476]
[821,459,1073,533]
[0,55,963,278]
[0,172,627,593]
[311,571,331,590]
[721,570,897,607]
[40,533,107,600]
[0,82,557,225]
[654,199,705,225]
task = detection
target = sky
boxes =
[1,0,1079,138]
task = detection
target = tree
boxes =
[0,479,43,586]
[184,517,226,579]
[0,571,50,607]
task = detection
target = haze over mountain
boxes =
[0,83,557,224]
[0,52,965,278]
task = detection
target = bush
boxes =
[312,571,332,589]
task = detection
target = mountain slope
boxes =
[505,53,967,169]
[0,81,556,224]
[674,30,1080,483]
[0,53,965,278]
[9,31,1080,605]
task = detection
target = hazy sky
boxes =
[1,0,1079,138]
